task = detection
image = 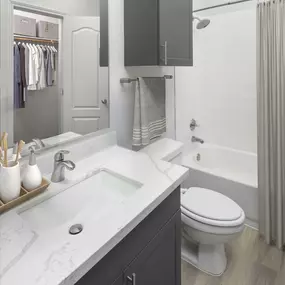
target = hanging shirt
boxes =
[14,44,21,109]
[37,46,46,90]
[22,43,30,86]
[33,44,40,85]
[27,44,37,91]
[50,47,57,85]
[19,44,27,106]
[46,49,53,86]
[53,52,57,85]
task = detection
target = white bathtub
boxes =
[178,144,259,229]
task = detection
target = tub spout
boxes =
[192,136,204,144]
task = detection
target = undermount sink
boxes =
[19,170,142,233]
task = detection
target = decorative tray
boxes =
[0,178,50,214]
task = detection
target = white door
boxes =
[63,16,109,135]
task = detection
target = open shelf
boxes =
[14,34,58,44]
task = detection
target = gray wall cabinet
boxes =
[124,0,193,66]
[76,188,181,285]
[100,0,109,66]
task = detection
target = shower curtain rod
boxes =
[193,0,252,13]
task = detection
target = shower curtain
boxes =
[257,0,285,249]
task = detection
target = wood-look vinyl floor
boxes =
[182,226,285,285]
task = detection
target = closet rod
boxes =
[14,35,58,44]
[120,75,173,84]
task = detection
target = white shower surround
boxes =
[180,144,259,229]
[175,2,257,153]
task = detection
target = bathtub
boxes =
[177,144,258,229]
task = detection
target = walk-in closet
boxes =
[13,8,61,143]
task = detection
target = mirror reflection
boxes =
[3,0,109,157]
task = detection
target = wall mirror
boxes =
[0,0,109,157]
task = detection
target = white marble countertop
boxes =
[0,135,189,285]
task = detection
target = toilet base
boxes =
[182,238,227,276]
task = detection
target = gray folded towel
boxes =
[132,77,166,147]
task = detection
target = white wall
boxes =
[193,0,249,11]
[176,1,257,153]
[14,0,99,16]
[109,0,176,149]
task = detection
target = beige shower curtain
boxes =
[257,0,285,249]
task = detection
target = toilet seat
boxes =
[181,187,245,227]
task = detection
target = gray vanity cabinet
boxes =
[76,188,181,285]
[123,213,181,285]
[124,0,193,66]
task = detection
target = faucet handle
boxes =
[190,119,200,131]
[54,150,70,162]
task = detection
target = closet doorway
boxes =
[10,3,109,146]
[13,8,62,143]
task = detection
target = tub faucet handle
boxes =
[190,119,200,131]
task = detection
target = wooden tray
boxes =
[0,178,50,214]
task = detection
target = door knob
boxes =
[101,99,108,105]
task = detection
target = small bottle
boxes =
[22,149,42,191]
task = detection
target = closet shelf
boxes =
[14,34,58,44]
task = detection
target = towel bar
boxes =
[120,75,173,84]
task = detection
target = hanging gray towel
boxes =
[132,77,166,147]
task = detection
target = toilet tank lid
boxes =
[181,187,243,222]
[139,139,183,162]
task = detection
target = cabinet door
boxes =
[159,0,193,66]
[124,0,159,66]
[100,0,109,66]
[124,212,181,285]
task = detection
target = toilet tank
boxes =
[139,138,184,164]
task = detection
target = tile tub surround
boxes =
[0,131,189,285]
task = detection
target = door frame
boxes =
[1,0,64,145]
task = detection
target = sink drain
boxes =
[69,224,83,235]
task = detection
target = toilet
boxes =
[140,139,245,276]
[181,187,245,276]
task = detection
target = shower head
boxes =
[193,16,210,29]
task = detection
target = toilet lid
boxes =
[181,187,243,225]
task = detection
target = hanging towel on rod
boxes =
[132,77,166,147]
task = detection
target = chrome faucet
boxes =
[191,136,204,144]
[51,150,76,183]
[32,138,46,149]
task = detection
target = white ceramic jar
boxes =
[0,161,21,203]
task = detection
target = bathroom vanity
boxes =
[0,131,188,285]
[77,188,181,285]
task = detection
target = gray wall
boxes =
[14,86,60,142]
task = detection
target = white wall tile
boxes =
[176,4,257,153]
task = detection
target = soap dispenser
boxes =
[22,149,42,191]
